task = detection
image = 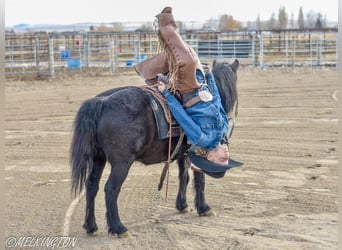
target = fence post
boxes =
[134,33,141,62]
[316,37,322,66]
[291,36,296,66]
[336,33,339,69]
[285,35,288,66]
[149,33,153,56]
[109,35,115,73]
[83,35,88,66]
[251,34,256,67]
[259,33,264,67]
[34,37,41,77]
[113,33,118,71]
[48,35,55,78]
[218,40,222,58]
[309,34,313,66]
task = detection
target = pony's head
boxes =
[212,59,239,114]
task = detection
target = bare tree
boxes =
[267,13,277,29]
[289,12,295,29]
[278,6,288,29]
[297,7,305,29]
[256,14,262,30]
[219,14,242,31]
[322,14,328,28]
[306,10,317,28]
[315,13,323,28]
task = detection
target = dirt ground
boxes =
[5,66,338,249]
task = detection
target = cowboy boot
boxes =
[156,7,201,94]
[133,52,169,81]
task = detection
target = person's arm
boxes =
[202,65,220,99]
[205,72,220,99]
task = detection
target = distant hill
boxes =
[6,20,337,33]
[5,22,145,32]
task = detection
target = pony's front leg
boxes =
[104,164,131,237]
[175,157,190,212]
[193,171,214,216]
[83,154,106,234]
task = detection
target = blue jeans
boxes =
[161,70,228,151]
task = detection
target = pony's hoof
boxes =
[179,207,189,213]
[202,209,216,217]
[118,231,132,238]
[87,231,99,237]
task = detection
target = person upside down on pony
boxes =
[134,7,241,176]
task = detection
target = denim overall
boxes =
[161,70,228,151]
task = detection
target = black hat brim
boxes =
[188,148,243,179]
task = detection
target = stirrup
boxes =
[157,73,170,84]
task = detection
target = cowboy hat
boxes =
[187,146,243,178]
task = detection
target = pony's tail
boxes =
[70,98,104,196]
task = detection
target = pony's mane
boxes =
[212,60,238,114]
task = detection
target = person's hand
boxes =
[202,64,212,73]
[157,81,165,92]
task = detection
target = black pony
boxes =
[70,59,239,237]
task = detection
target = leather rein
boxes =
[140,85,185,199]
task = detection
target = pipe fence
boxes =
[5,29,338,79]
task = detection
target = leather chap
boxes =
[156,7,201,94]
[133,52,169,80]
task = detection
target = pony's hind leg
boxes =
[83,151,106,234]
[176,157,190,212]
[104,159,133,237]
[193,171,213,216]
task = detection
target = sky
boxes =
[5,0,338,26]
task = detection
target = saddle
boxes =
[141,86,182,140]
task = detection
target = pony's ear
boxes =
[231,59,239,72]
[212,59,217,68]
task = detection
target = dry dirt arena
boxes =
[5,67,338,249]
